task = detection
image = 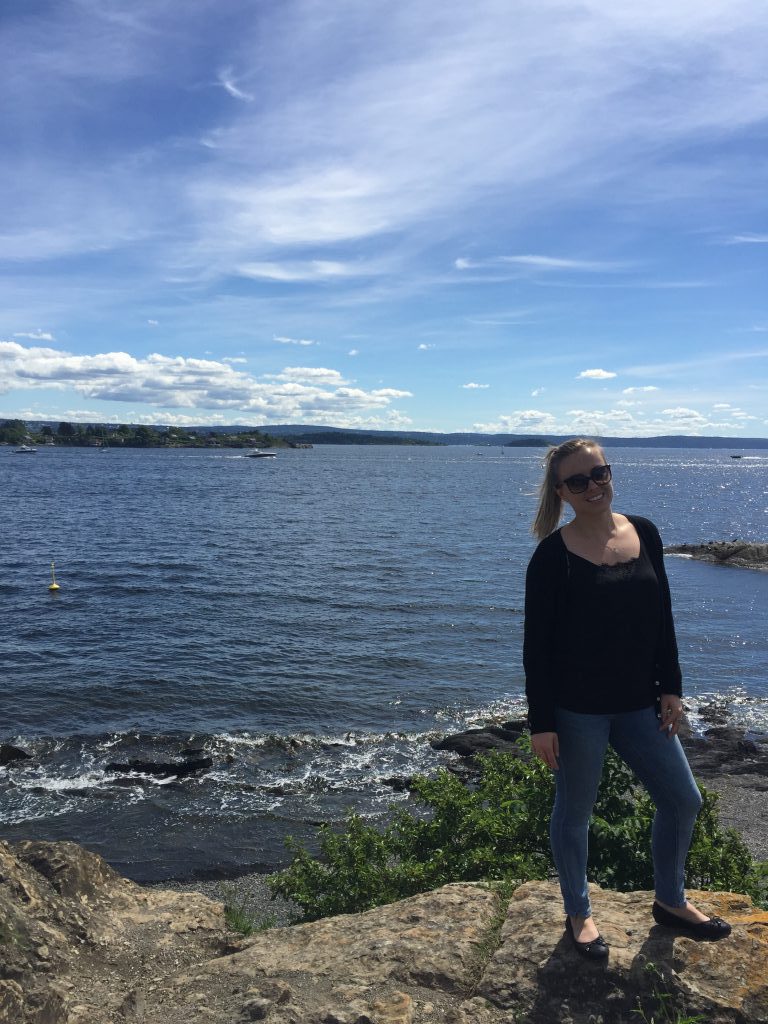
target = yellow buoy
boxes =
[48,561,60,591]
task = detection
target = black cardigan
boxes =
[523,514,683,734]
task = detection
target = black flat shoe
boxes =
[652,901,732,940]
[565,916,609,960]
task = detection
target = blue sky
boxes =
[1,0,767,436]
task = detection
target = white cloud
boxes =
[274,335,318,346]
[474,409,558,432]
[578,368,617,380]
[660,407,709,423]
[0,341,411,422]
[531,387,545,397]
[13,330,55,341]
[725,233,768,244]
[147,319,159,326]
[371,387,413,398]
[462,382,490,389]
[217,67,254,103]
[622,385,658,394]
[713,402,731,409]
[417,343,435,351]
[223,357,248,364]
[469,398,749,438]
[237,261,355,282]
[348,349,359,356]
[456,254,626,273]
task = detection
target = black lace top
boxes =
[523,515,682,733]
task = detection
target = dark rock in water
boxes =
[435,719,768,782]
[104,757,213,778]
[381,776,413,792]
[431,724,526,758]
[0,743,33,766]
[682,727,768,778]
[665,540,768,570]
[697,700,732,727]
[501,718,529,733]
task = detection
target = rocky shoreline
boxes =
[2,840,768,1024]
[146,707,768,940]
[664,539,768,570]
[3,711,768,1023]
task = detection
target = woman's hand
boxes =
[659,694,684,738]
[531,731,559,770]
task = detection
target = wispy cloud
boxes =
[724,233,768,244]
[217,67,254,103]
[237,261,357,282]
[456,255,627,273]
[14,330,55,341]
[622,385,658,394]
[462,382,490,389]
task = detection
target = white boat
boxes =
[246,450,277,458]
[13,445,37,454]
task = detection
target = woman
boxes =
[523,438,731,959]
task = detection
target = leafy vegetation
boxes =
[1,418,284,449]
[268,738,767,921]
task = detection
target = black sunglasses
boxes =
[558,464,612,494]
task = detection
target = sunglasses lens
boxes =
[593,465,611,484]
[566,475,590,493]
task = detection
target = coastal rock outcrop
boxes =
[665,540,768,570]
[2,840,768,1024]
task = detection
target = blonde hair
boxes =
[532,438,604,541]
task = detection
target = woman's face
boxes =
[554,446,613,516]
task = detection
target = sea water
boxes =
[1,445,766,879]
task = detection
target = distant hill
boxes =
[253,427,768,449]
[7,419,768,448]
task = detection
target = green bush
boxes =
[268,737,767,920]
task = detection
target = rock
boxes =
[664,540,768,570]
[2,841,768,1024]
[104,757,213,778]
[0,743,33,766]
[476,880,768,1023]
[430,725,526,758]
[683,727,768,778]
[0,840,229,1024]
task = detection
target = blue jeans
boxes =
[551,705,702,917]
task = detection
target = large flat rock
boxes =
[2,841,767,1024]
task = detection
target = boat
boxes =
[730,454,743,459]
[13,445,37,454]
[246,450,277,458]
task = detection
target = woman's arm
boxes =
[638,517,683,696]
[523,538,562,735]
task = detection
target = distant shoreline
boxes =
[3,417,768,449]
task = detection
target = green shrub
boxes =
[268,737,767,920]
